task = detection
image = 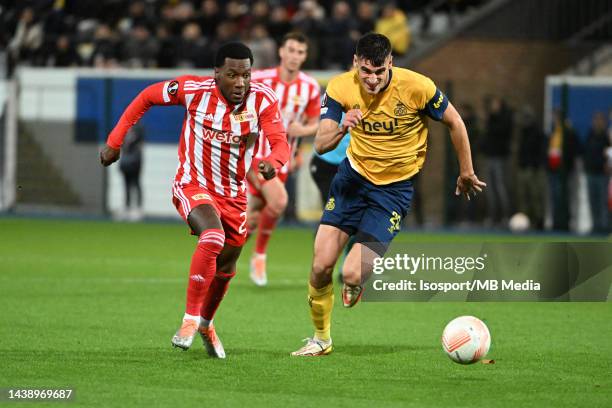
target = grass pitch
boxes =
[0,218,610,407]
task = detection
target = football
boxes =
[442,316,491,364]
[508,212,530,233]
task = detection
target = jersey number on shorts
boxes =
[239,212,247,235]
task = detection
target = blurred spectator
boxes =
[46,34,81,67]
[206,21,240,63]
[583,111,610,233]
[516,106,546,229]
[196,0,222,38]
[225,0,250,34]
[267,6,292,45]
[250,1,271,27]
[122,24,159,68]
[292,1,325,68]
[89,23,120,68]
[155,23,179,68]
[375,1,410,57]
[322,1,357,69]
[8,7,44,67]
[356,1,377,36]
[247,24,277,69]
[482,96,513,226]
[175,22,212,68]
[118,0,155,34]
[547,109,579,231]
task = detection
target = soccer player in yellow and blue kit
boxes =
[292,33,486,356]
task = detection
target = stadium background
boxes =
[0,1,611,407]
[0,0,611,234]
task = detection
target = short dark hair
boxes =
[355,33,392,66]
[215,42,254,67]
[281,32,308,46]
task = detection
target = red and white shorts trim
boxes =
[172,182,248,247]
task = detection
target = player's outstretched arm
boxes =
[441,102,487,200]
[100,79,184,167]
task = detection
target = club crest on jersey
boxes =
[232,111,255,123]
[325,197,335,211]
[394,101,408,116]
[192,193,211,201]
[168,81,179,95]
[291,95,306,105]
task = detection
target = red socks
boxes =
[184,229,224,316]
[254,206,278,255]
[201,270,236,321]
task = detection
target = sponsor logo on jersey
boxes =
[353,104,360,110]
[321,93,328,108]
[361,118,399,134]
[201,127,243,144]
[394,101,408,116]
[325,197,335,211]
[192,193,211,201]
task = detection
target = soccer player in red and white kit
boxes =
[247,32,321,286]
[100,43,289,358]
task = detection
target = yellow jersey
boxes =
[323,67,447,185]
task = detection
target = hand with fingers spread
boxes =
[341,109,362,132]
[455,173,486,200]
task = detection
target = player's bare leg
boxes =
[197,244,242,358]
[341,243,379,308]
[172,204,223,350]
[249,177,288,286]
[292,225,349,356]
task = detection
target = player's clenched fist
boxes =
[342,109,362,131]
[258,160,276,180]
[100,145,120,167]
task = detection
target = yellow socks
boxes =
[308,283,334,341]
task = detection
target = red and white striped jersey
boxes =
[107,75,290,199]
[251,68,321,173]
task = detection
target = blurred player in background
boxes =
[247,32,321,286]
[100,43,289,358]
[292,33,486,356]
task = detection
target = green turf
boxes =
[0,218,610,407]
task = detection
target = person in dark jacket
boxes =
[482,96,513,226]
[119,125,144,221]
[583,111,610,234]
[516,106,546,229]
[547,109,579,231]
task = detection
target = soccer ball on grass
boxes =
[441,316,491,364]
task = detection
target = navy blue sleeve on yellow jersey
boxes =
[320,93,343,123]
[422,88,448,121]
